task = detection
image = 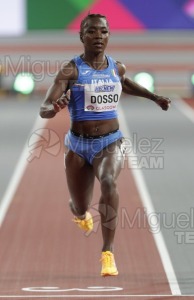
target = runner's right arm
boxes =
[40,61,76,118]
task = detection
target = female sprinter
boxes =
[40,13,171,276]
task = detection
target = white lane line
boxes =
[0,295,185,298]
[0,116,47,227]
[118,106,181,296]
[173,96,194,123]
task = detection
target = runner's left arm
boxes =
[116,61,171,111]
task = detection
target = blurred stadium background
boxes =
[0,0,194,97]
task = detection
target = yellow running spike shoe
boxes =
[100,251,118,276]
[73,211,93,232]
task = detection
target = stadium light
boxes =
[13,72,35,94]
[191,73,194,96]
[191,74,194,85]
[134,72,154,93]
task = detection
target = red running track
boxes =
[0,109,185,299]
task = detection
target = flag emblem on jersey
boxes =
[111,69,117,77]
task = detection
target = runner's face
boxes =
[81,17,110,53]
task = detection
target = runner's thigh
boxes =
[65,150,95,205]
[92,139,125,181]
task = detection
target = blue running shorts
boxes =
[64,129,123,165]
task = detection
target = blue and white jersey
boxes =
[68,55,122,121]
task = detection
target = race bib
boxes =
[84,82,122,112]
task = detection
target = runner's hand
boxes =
[53,90,71,112]
[154,95,171,111]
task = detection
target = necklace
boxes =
[81,55,107,70]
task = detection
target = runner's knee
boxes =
[69,199,88,216]
[100,175,117,199]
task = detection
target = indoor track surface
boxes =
[1,94,194,299]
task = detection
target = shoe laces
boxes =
[73,218,85,225]
[101,251,114,267]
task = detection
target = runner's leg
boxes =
[65,150,95,218]
[92,139,125,252]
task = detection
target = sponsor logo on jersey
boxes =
[82,70,91,75]
[92,74,109,78]
[94,85,115,93]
